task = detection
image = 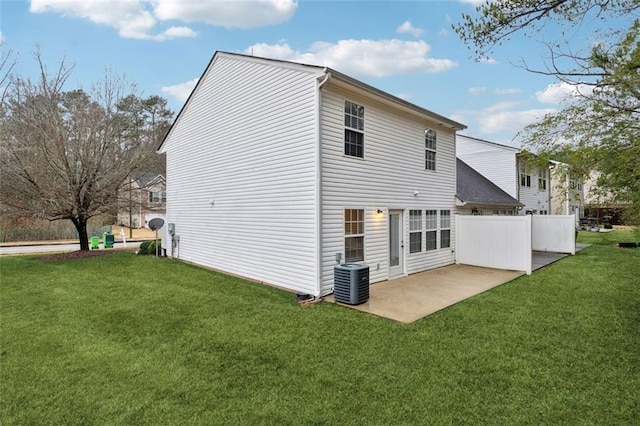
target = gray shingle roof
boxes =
[456,159,522,208]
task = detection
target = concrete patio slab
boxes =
[325,244,592,323]
[325,264,524,323]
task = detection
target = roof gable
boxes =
[457,159,522,207]
[159,51,466,153]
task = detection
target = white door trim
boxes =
[388,209,405,279]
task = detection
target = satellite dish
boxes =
[148,218,165,231]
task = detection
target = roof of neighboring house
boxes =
[159,51,466,152]
[457,134,521,152]
[134,173,165,188]
[456,159,523,208]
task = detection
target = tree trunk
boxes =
[72,217,90,251]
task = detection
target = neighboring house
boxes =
[583,170,626,224]
[456,159,523,215]
[550,161,584,219]
[457,134,551,215]
[158,51,466,297]
[117,174,166,228]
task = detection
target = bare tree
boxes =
[0,51,159,250]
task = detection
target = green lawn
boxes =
[1,230,639,425]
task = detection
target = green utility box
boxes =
[103,232,115,248]
[91,236,100,250]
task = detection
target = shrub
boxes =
[138,240,162,255]
[148,240,162,255]
[604,223,613,229]
[138,241,152,255]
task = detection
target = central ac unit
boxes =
[333,263,369,305]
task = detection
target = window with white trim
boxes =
[344,101,364,158]
[521,173,531,187]
[149,191,166,203]
[440,210,451,249]
[425,210,437,251]
[538,169,547,191]
[425,129,437,170]
[409,210,422,253]
[344,209,364,262]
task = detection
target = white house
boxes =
[457,135,551,215]
[456,159,523,216]
[117,174,166,228]
[550,161,584,219]
[158,52,466,297]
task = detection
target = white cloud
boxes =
[396,20,424,37]
[468,86,486,95]
[476,101,556,134]
[152,26,197,42]
[536,82,594,104]
[495,88,522,95]
[161,78,199,102]
[459,0,490,5]
[154,0,297,29]
[477,56,497,64]
[30,0,296,41]
[244,40,457,78]
[31,0,159,40]
[438,28,448,37]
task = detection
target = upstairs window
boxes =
[344,101,364,158]
[149,191,166,203]
[409,210,422,253]
[538,169,547,191]
[425,129,437,171]
[344,209,364,262]
[520,173,531,187]
[538,177,547,191]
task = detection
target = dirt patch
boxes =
[39,249,123,262]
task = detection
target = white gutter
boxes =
[314,69,331,297]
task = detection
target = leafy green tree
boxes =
[0,52,173,249]
[454,0,640,223]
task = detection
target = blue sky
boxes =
[1,0,625,145]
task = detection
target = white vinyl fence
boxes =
[455,215,532,275]
[531,215,576,254]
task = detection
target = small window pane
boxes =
[410,232,422,253]
[345,236,364,262]
[440,210,451,229]
[425,129,437,150]
[345,209,364,235]
[425,210,437,230]
[345,129,363,158]
[426,150,436,171]
[441,229,451,249]
[409,210,422,231]
[426,230,437,251]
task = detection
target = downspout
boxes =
[315,69,331,297]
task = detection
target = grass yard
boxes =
[1,230,639,424]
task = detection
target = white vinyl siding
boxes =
[457,135,519,198]
[320,86,457,294]
[161,55,320,295]
[518,159,550,215]
[457,135,552,215]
